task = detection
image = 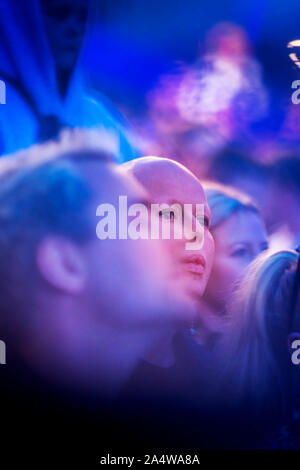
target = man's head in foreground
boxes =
[0,131,193,393]
[121,157,215,303]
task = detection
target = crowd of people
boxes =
[0,0,299,464]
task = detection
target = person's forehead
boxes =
[215,210,266,244]
[138,161,207,204]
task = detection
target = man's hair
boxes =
[0,128,115,323]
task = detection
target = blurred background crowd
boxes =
[2,0,299,247]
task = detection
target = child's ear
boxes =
[36,236,86,294]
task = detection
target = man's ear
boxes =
[287,332,300,355]
[36,236,86,294]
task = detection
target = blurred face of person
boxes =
[122,159,215,304]
[204,209,268,312]
[75,161,194,329]
[41,0,87,71]
[30,160,195,391]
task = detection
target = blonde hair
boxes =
[203,181,259,230]
[217,249,299,415]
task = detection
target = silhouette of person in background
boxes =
[0,0,136,159]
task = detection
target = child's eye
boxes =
[159,210,175,220]
[204,216,210,228]
[197,215,210,228]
